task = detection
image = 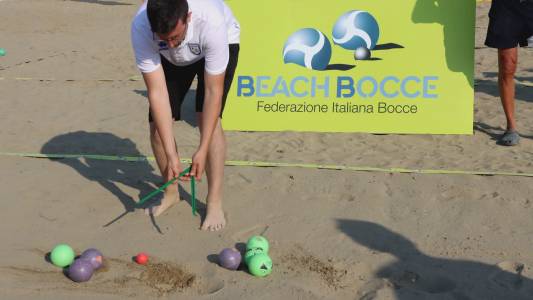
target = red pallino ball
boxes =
[135,253,149,265]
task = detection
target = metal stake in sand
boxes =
[137,167,197,216]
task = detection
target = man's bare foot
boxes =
[201,201,226,231]
[144,184,180,217]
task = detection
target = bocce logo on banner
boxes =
[237,10,439,103]
[283,10,380,71]
[237,9,439,103]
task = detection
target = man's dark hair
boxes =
[147,0,189,34]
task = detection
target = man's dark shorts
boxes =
[148,44,240,122]
[485,0,533,49]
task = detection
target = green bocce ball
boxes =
[0,48,5,57]
[244,247,265,265]
[247,253,273,277]
[50,244,75,268]
[246,236,269,253]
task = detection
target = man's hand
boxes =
[190,148,208,180]
[165,153,185,182]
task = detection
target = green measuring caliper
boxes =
[137,167,197,216]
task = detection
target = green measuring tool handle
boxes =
[137,167,197,216]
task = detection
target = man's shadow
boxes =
[40,131,197,232]
[412,0,475,88]
[474,121,533,143]
[337,219,533,300]
[476,72,533,103]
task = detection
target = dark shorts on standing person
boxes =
[485,0,533,49]
[148,44,240,122]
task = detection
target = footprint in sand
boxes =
[489,261,525,290]
[358,271,456,299]
[389,270,456,294]
[357,278,394,300]
[205,279,224,295]
[195,263,225,296]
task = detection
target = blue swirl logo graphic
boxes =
[283,28,332,71]
[332,10,380,50]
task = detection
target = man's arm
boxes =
[190,71,225,179]
[142,67,182,179]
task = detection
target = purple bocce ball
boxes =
[218,248,242,270]
[80,248,103,270]
[68,258,94,282]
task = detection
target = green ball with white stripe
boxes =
[244,248,265,265]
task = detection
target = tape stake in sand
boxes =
[191,175,196,215]
[137,167,197,216]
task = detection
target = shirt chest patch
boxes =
[188,43,201,55]
[158,41,169,51]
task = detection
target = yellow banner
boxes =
[223,0,475,134]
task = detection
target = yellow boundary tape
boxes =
[1,152,532,178]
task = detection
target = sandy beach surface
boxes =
[1,1,533,299]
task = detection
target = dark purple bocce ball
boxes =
[218,248,242,270]
[80,248,103,270]
[68,258,94,282]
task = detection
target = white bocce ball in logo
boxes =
[354,47,371,60]
[283,28,332,71]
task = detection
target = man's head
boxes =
[147,0,190,48]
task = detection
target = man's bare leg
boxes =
[498,48,518,130]
[198,115,226,231]
[497,48,520,146]
[145,122,180,216]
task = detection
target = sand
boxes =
[1,0,533,299]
